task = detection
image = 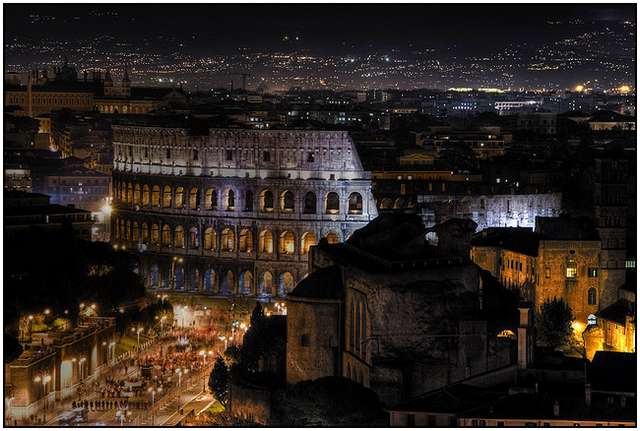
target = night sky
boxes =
[4,3,635,55]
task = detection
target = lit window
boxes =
[625,260,636,269]
[566,260,577,279]
[588,268,598,277]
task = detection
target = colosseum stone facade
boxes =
[111,125,377,299]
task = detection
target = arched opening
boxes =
[189,187,199,209]
[151,185,161,207]
[203,227,216,251]
[174,266,185,290]
[379,197,393,210]
[240,270,254,295]
[175,186,185,209]
[190,268,201,291]
[141,222,149,243]
[303,192,317,214]
[149,264,160,288]
[393,197,404,209]
[348,192,363,214]
[279,231,295,255]
[204,269,217,293]
[281,190,295,212]
[132,222,139,241]
[151,224,160,245]
[221,228,235,252]
[260,190,274,212]
[244,190,254,212]
[301,232,317,255]
[239,229,253,253]
[162,224,172,246]
[221,270,235,295]
[189,227,199,249]
[260,272,274,296]
[205,188,217,209]
[126,183,133,204]
[142,184,150,206]
[134,184,141,205]
[162,185,172,208]
[326,192,340,214]
[279,272,295,296]
[325,231,340,244]
[259,230,274,254]
[174,225,185,248]
[226,189,235,210]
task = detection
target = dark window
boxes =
[497,422,505,427]
[166,148,171,159]
[303,192,317,214]
[588,288,597,305]
[307,152,315,162]
[193,150,199,161]
[244,190,254,212]
[300,334,310,347]
[588,268,598,277]
[263,151,271,162]
[226,150,233,161]
[427,415,436,426]
[407,414,415,427]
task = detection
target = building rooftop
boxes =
[471,227,539,257]
[595,299,634,326]
[289,266,343,301]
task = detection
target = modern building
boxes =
[111,119,377,300]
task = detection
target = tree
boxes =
[536,298,574,350]
[209,356,230,405]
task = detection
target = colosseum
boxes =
[111,120,377,301]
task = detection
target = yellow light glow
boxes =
[618,85,631,94]
[571,321,585,334]
[574,85,585,92]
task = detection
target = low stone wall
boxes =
[229,383,272,425]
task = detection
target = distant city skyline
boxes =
[4,4,636,90]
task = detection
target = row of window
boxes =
[114,220,340,255]
[113,182,365,215]
[148,265,296,296]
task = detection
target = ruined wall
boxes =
[286,299,341,384]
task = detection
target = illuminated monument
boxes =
[111,121,377,299]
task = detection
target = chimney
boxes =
[585,383,592,407]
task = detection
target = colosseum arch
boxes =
[300,232,317,255]
[205,188,218,210]
[132,222,139,241]
[174,225,185,248]
[278,272,295,296]
[379,197,393,210]
[348,192,363,214]
[175,186,185,209]
[141,222,149,243]
[126,183,133,204]
[174,265,185,290]
[142,184,150,206]
[149,263,160,288]
[134,184,141,205]
[203,227,217,251]
[221,270,236,294]
[162,185,172,208]
[226,189,236,211]
[239,270,254,295]
[303,191,317,214]
[326,192,340,214]
[151,185,161,207]
[260,271,275,296]
[260,189,274,212]
[151,224,160,245]
[325,231,340,244]
[239,229,254,253]
[162,224,172,246]
[279,231,295,255]
[281,190,295,212]
[221,228,235,252]
[204,269,217,293]
[189,227,199,249]
[244,190,254,212]
[189,268,201,292]
[259,230,274,254]
[189,187,199,209]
